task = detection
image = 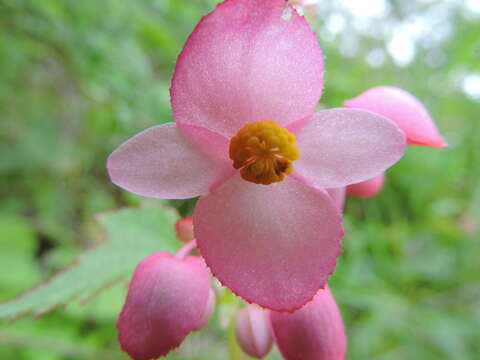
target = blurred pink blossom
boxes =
[344,86,447,148]
[344,86,447,197]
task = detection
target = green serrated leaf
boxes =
[0,204,180,321]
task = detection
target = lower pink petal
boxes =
[117,252,211,360]
[270,286,346,360]
[107,123,231,199]
[346,172,385,198]
[194,175,343,312]
[343,86,447,148]
[294,108,406,188]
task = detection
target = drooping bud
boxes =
[235,304,273,358]
[270,286,346,360]
[346,172,385,198]
[175,216,194,243]
[117,251,211,360]
[343,86,447,148]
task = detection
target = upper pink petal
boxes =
[117,252,211,360]
[346,172,385,198]
[194,175,343,312]
[107,122,231,199]
[171,0,324,138]
[270,286,346,360]
[343,86,447,148]
[294,108,406,188]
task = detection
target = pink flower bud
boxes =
[270,286,346,360]
[117,251,211,360]
[235,304,273,358]
[175,216,194,243]
[346,172,385,198]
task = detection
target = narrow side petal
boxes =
[344,86,447,147]
[171,0,324,137]
[294,108,406,188]
[194,175,343,312]
[270,287,346,360]
[107,123,231,199]
[346,172,385,198]
[117,252,211,360]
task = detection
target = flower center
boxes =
[229,120,299,185]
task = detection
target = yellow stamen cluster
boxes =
[229,120,299,185]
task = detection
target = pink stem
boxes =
[175,239,197,259]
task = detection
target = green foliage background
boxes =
[0,0,479,359]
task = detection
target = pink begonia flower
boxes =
[235,304,274,358]
[175,216,194,243]
[117,251,213,360]
[270,286,346,360]
[344,86,447,198]
[107,0,406,311]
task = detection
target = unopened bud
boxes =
[175,216,195,243]
[235,304,273,358]
[117,251,211,360]
[270,286,346,360]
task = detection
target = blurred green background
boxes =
[0,0,479,359]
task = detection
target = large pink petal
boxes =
[117,252,211,360]
[107,122,231,199]
[194,175,343,312]
[346,172,385,198]
[270,286,346,360]
[294,108,406,188]
[343,86,447,147]
[171,0,324,138]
